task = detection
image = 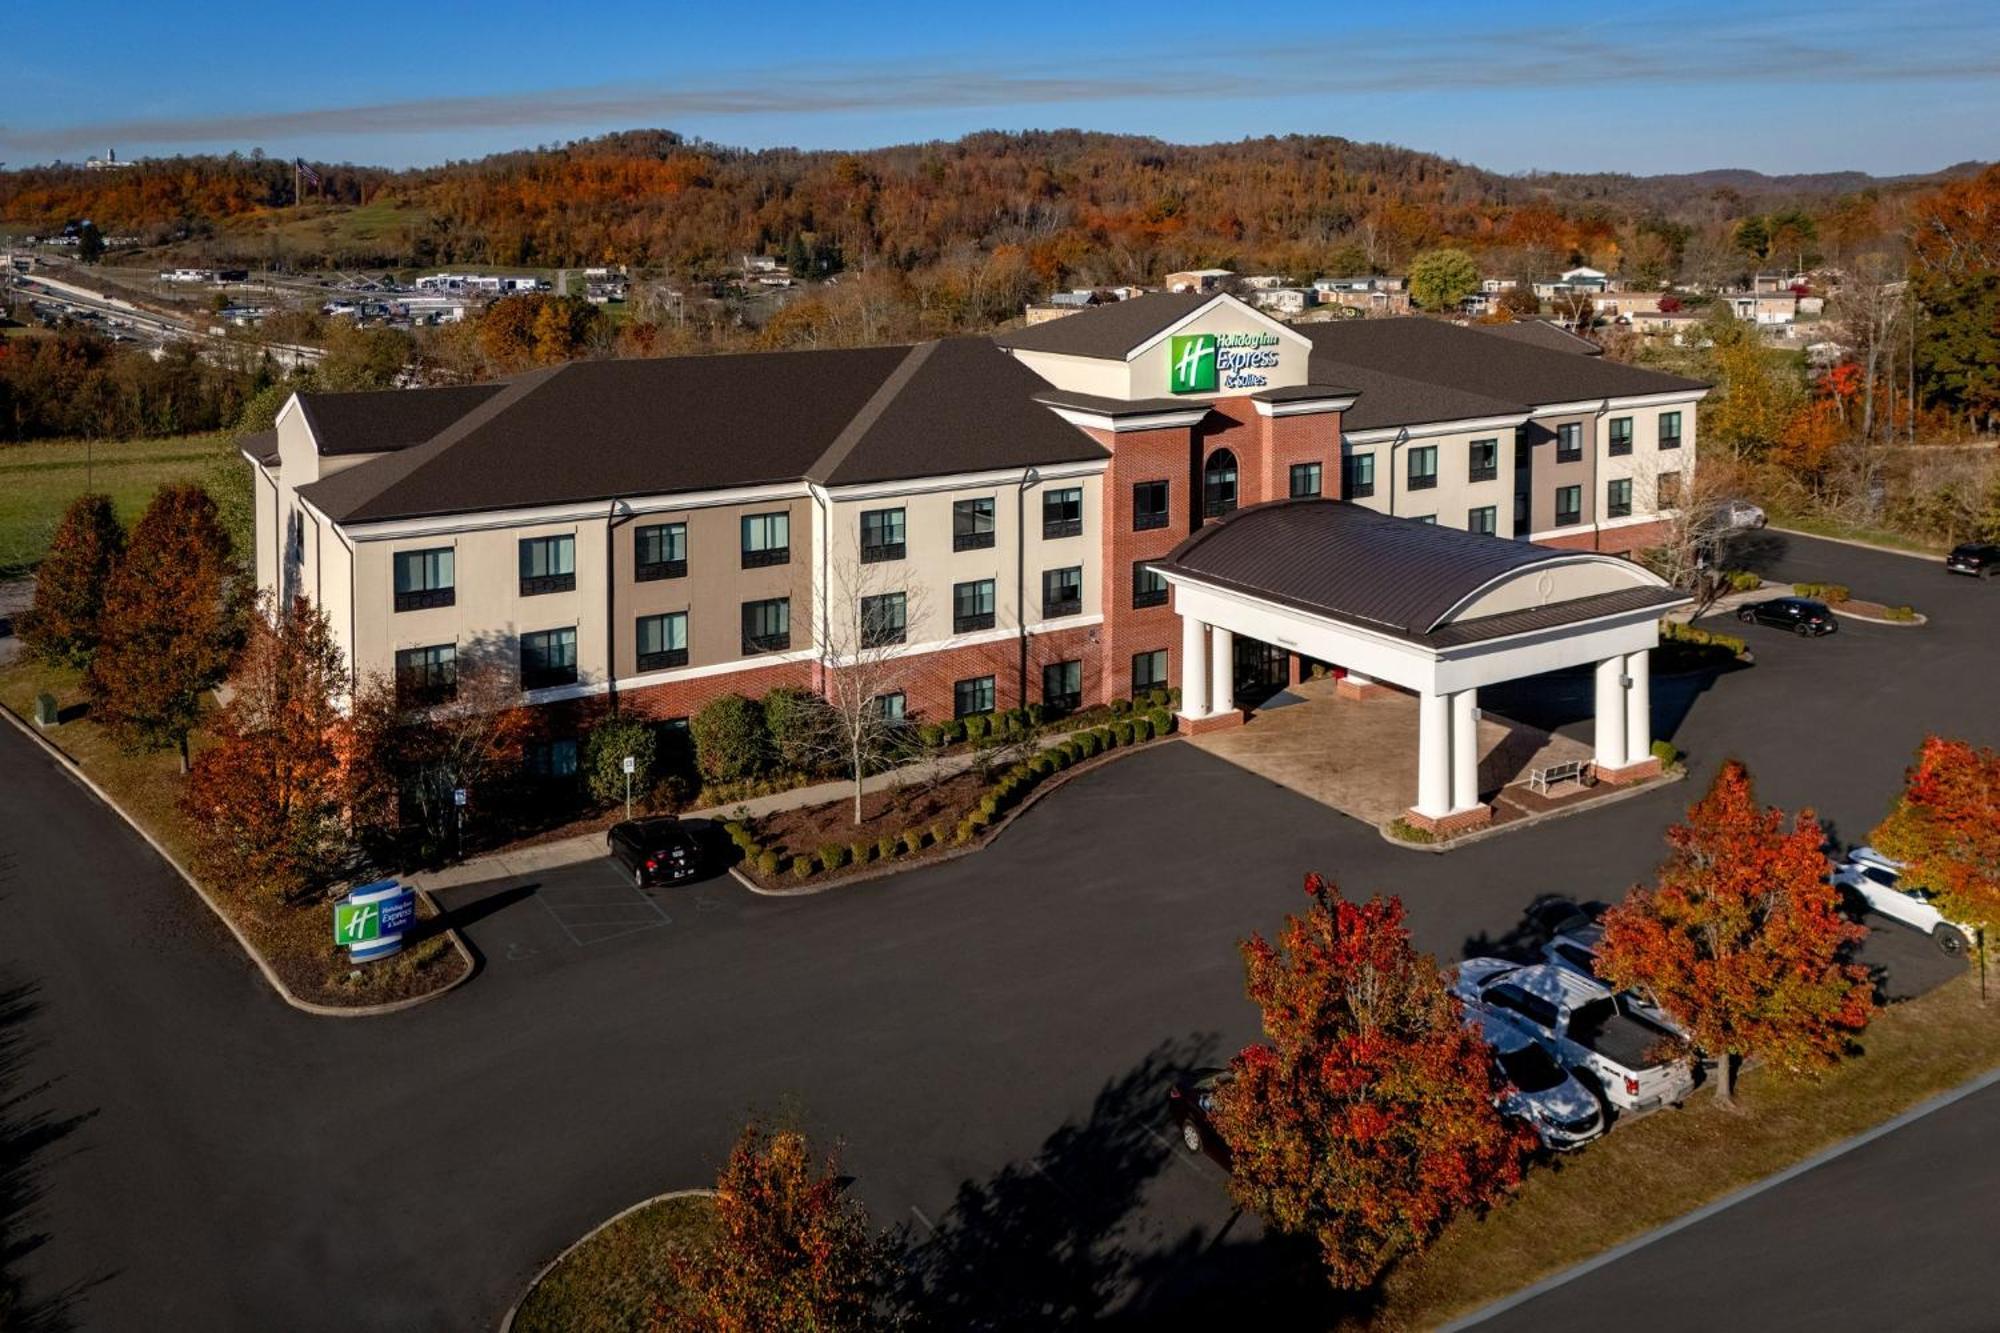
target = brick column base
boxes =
[1401,804,1494,836]
[1181,710,1248,736]
[1336,678,1393,701]
[1594,757,1662,784]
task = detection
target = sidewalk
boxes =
[413,729,1075,892]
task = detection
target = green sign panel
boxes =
[334,900,384,945]
[1168,333,1217,394]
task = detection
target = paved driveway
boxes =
[3,532,1996,1330]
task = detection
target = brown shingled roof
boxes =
[1303,318,1704,407]
[991,291,1215,359]
[295,383,505,455]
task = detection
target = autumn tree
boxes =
[16,492,123,667]
[1208,875,1530,1290]
[181,596,352,900]
[661,1122,891,1333]
[1871,736,2000,957]
[84,483,238,772]
[1596,761,1873,1104]
[1407,247,1481,312]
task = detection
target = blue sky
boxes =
[2,0,1993,175]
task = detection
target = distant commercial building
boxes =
[1164,269,1234,294]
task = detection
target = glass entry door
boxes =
[1232,638,1291,708]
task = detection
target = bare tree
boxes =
[1831,251,1909,444]
[1637,454,1745,617]
[815,555,933,825]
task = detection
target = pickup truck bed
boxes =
[1568,1000,1678,1069]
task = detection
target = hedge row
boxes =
[1659,620,1748,657]
[1792,581,1851,604]
[911,688,1181,751]
[949,708,1176,845]
[1721,569,1763,592]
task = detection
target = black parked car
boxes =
[1946,542,2000,578]
[1167,1068,1234,1167]
[607,816,704,887]
[1736,596,1837,636]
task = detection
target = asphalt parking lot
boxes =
[6,530,1999,1330]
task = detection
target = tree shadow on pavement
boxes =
[1,976,101,1332]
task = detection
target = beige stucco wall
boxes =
[1452,559,1654,620]
[1596,399,1699,526]
[1008,298,1312,402]
[1342,425,1520,536]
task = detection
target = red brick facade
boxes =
[1535,519,1672,559]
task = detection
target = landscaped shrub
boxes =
[755,849,781,875]
[929,822,949,848]
[1114,721,1135,745]
[943,719,966,744]
[1651,739,1680,768]
[1131,717,1153,742]
[1724,569,1763,592]
[692,693,772,784]
[1150,707,1175,735]
[792,856,816,881]
[582,712,660,807]
[1109,698,1130,715]
[1026,703,1047,726]
[763,685,837,774]
[955,818,977,844]
[964,714,990,742]
[1387,817,1437,845]
[1658,620,1748,658]
[978,793,1001,818]
[819,842,849,871]
[1883,604,1918,622]
[876,833,899,860]
[1793,581,1851,604]
[901,827,925,853]
[916,722,946,750]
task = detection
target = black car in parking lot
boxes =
[607,816,704,887]
[1736,596,1838,636]
[1167,1068,1234,1167]
[1946,542,2000,578]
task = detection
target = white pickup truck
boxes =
[1453,959,1696,1113]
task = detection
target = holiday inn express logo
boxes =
[1168,333,1217,394]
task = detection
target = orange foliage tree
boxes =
[83,483,238,771]
[1872,736,2000,956]
[1209,875,1530,1290]
[16,491,123,667]
[1597,761,1872,1103]
[181,596,352,901]
[660,1123,890,1333]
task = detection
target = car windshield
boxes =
[1496,1044,1567,1093]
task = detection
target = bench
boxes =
[1528,759,1591,796]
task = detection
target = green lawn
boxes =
[511,1193,717,1333]
[0,433,236,577]
[1765,509,1948,556]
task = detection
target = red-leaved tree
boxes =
[181,595,352,901]
[1597,760,1873,1103]
[661,1122,890,1333]
[83,483,237,771]
[1871,735,2000,958]
[16,491,124,667]
[1209,875,1531,1290]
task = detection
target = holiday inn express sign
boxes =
[1168,330,1282,394]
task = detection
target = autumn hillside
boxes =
[1,129,1985,283]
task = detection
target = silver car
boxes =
[1475,1012,1605,1150]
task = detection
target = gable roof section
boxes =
[1472,319,1604,357]
[1302,319,1704,408]
[990,291,1214,359]
[1154,499,1678,641]
[1310,361,1526,433]
[295,383,504,455]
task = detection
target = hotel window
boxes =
[1344,452,1375,499]
[518,535,576,596]
[1606,478,1633,519]
[1203,450,1239,517]
[635,611,688,671]
[1132,563,1168,609]
[520,627,578,689]
[953,497,996,551]
[1468,505,1498,536]
[871,692,907,724]
[1042,659,1083,713]
[860,592,907,648]
[1659,470,1683,507]
[1407,445,1438,491]
[1608,417,1634,456]
[954,675,996,718]
[1468,438,1499,482]
[1042,566,1083,619]
[394,643,456,705]
[634,522,686,581]
[953,579,996,633]
[393,547,454,611]
[859,507,906,564]
[1289,461,1322,498]
[1042,487,1084,539]
[1659,411,1682,450]
[1132,649,1169,692]
[741,597,790,654]
[524,737,580,781]
[1415,515,1437,525]
[1556,422,1583,464]
[1133,479,1170,531]
[1554,484,1583,527]
[741,512,790,568]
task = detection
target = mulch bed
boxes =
[735,768,996,890]
[1832,597,1921,623]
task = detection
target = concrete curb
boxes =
[731,738,1160,897]
[1768,524,1945,563]
[1377,766,1687,855]
[0,699,475,1018]
[1831,604,1928,627]
[498,1187,716,1333]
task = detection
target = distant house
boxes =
[741,254,784,275]
[1240,274,1288,291]
[1592,291,1665,318]
[1164,268,1233,293]
[1312,276,1411,316]
[1752,272,1805,294]
[1727,291,1797,326]
[1251,287,1314,315]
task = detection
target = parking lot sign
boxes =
[334,880,417,962]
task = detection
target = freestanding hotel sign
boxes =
[334,879,417,963]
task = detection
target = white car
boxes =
[1472,1011,1605,1150]
[1541,923,1688,1038]
[1719,498,1767,530]
[1832,847,1977,956]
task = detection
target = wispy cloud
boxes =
[2,12,1993,158]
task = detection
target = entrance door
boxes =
[1232,637,1290,708]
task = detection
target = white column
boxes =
[1180,615,1209,720]
[1593,657,1628,771]
[1451,688,1480,812]
[1624,649,1652,761]
[1416,689,1452,817]
[1209,625,1235,717]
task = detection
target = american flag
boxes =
[295,158,322,187]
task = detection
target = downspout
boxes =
[1016,466,1039,708]
[1591,397,1609,551]
[1386,427,1409,516]
[809,482,832,697]
[605,498,634,711]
